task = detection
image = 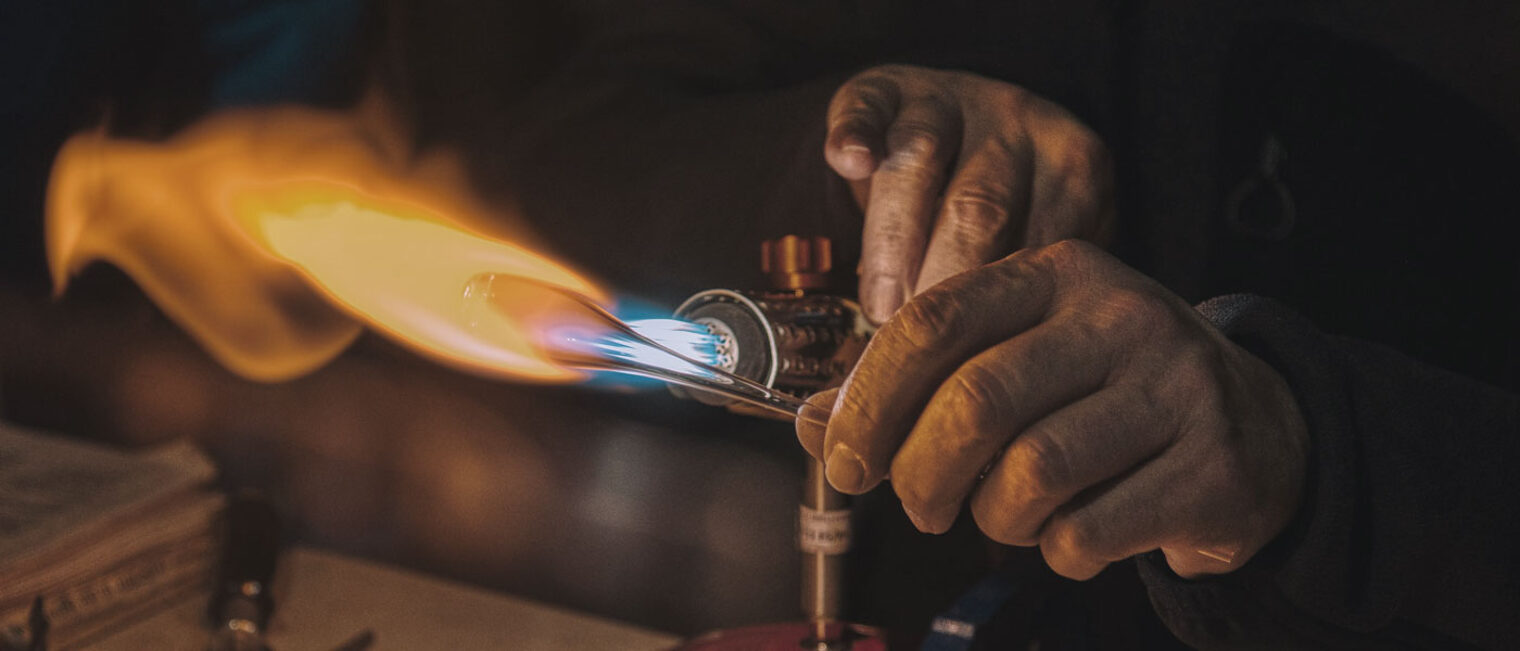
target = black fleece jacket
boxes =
[1140,295,1519,649]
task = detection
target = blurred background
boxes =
[0,264,813,635]
[3,0,1516,644]
[0,0,823,637]
[0,0,985,639]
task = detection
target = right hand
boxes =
[825,64,1114,324]
[797,241,1309,580]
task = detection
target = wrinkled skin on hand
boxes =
[797,241,1308,580]
[825,64,1115,324]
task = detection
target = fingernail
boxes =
[861,275,903,325]
[842,143,872,157]
[831,141,877,179]
[824,444,866,493]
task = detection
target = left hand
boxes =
[797,240,1309,579]
[824,64,1114,324]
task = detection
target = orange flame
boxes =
[47,99,609,382]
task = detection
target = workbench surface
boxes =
[92,547,681,651]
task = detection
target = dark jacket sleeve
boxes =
[1138,294,1519,650]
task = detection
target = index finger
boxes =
[825,75,899,180]
[822,250,1057,494]
[857,95,962,324]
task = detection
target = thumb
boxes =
[796,387,840,461]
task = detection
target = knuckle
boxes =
[984,83,1029,110]
[1054,513,1108,559]
[1028,238,1100,274]
[1010,431,1076,500]
[1056,155,1096,192]
[1105,286,1157,319]
[1173,337,1220,373]
[1094,288,1168,339]
[1053,139,1112,218]
[840,70,901,99]
[1047,234,1100,259]
[944,186,1013,236]
[1060,311,1113,355]
[1058,187,1102,234]
[831,77,899,120]
[890,290,964,350]
[884,121,947,165]
[867,217,919,254]
[861,230,923,279]
[1172,340,1228,398]
[971,495,1031,546]
[1061,133,1112,182]
[829,107,882,135]
[946,361,1013,428]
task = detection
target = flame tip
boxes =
[45,102,614,385]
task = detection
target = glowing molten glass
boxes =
[46,102,608,382]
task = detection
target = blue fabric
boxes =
[918,573,1019,651]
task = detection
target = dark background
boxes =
[2,0,1516,644]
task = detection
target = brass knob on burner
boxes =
[761,235,831,291]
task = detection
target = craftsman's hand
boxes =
[825,65,1114,324]
[796,240,1308,579]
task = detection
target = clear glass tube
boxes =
[550,325,825,427]
[504,281,824,427]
